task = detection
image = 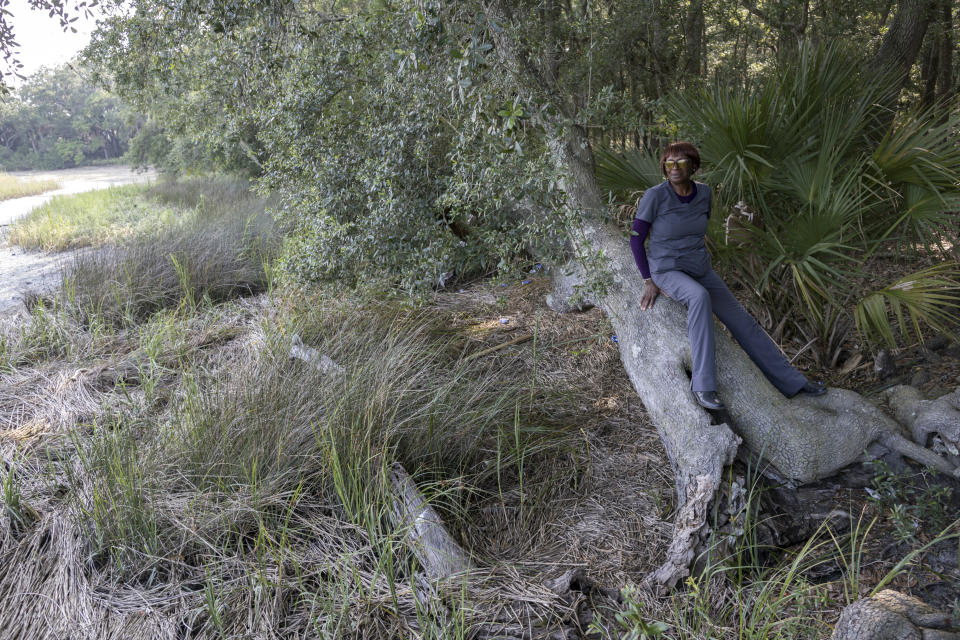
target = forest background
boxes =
[0,64,138,170]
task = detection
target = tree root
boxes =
[831,590,960,640]
[883,385,960,464]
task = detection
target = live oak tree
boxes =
[14,0,960,586]
[469,0,960,587]
[0,64,134,169]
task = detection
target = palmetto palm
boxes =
[855,263,960,349]
[596,43,960,362]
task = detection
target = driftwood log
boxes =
[831,590,960,640]
[288,334,345,377]
[388,462,616,639]
[389,462,471,580]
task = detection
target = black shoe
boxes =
[799,381,827,396]
[694,390,725,410]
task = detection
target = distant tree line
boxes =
[0,64,139,171]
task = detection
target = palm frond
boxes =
[669,83,781,210]
[854,263,960,348]
[594,147,662,203]
[874,184,960,250]
[753,218,858,321]
[871,107,960,194]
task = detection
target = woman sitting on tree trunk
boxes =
[630,141,826,410]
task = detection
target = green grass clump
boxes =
[0,173,59,202]
[7,185,180,251]
[48,177,279,326]
[1,174,582,635]
[64,214,275,326]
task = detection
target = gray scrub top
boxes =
[634,180,712,277]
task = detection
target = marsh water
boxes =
[0,165,157,321]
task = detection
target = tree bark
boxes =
[920,25,939,107]
[682,0,705,83]
[935,0,954,103]
[882,385,960,462]
[869,0,936,98]
[831,589,960,640]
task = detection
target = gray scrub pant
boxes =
[654,268,808,396]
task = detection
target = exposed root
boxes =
[883,385,960,464]
[831,589,960,640]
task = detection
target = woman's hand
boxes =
[640,279,660,310]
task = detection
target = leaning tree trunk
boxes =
[540,119,959,589]
[483,0,958,590]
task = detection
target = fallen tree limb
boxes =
[389,462,471,580]
[533,113,960,587]
[288,334,345,377]
[389,463,620,639]
[464,333,533,362]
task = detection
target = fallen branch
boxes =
[389,462,470,580]
[464,333,533,362]
[288,334,345,377]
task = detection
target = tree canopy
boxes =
[0,0,942,343]
[0,63,136,170]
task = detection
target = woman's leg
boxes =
[653,270,717,392]
[696,269,807,396]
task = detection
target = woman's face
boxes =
[663,154,695,186]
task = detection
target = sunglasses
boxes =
[663,159,693,170]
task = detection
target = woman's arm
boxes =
[630,217,661,310]
[630,218,652,279]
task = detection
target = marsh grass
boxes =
[7,185,180,250]
[0,173,58,202]
[49,296,584,637]
[0,176,276,368]
[54,177,279,327]
[3,176,952,638]
[1,182,590,635]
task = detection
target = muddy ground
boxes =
[0,165,157,322]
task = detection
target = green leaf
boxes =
[855,263,960,348]
[594,147,662,203]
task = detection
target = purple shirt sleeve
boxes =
[630,218,651,280]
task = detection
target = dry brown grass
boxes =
[11,177,954,638]
[428,277,674,584]
[2,268,956,638]
[0,275,679,638]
